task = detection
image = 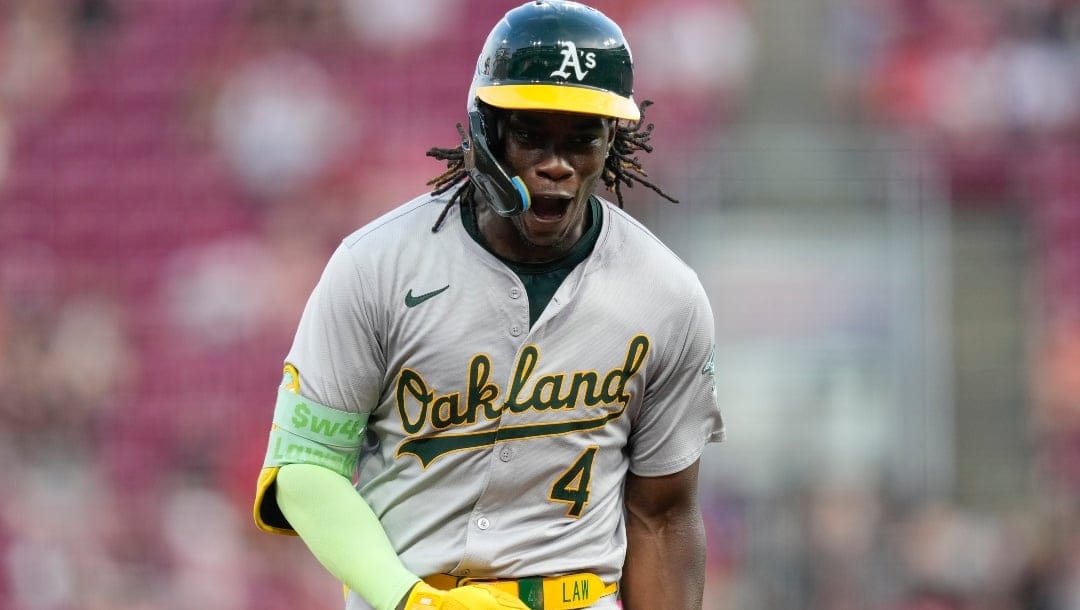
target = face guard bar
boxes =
[463,110,532,217]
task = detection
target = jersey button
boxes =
[477,517,491,530]
[509,325,522,337]
[499,446,514,462]
[509,287,522,299]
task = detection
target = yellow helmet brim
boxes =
[477,84,640,122]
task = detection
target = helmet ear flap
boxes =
[460,102,501,155]
[462,107,531,218]
[462,102,505,167]
[481,103,505,151]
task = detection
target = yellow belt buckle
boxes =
[447,576,528,606]
[477,579,522,599]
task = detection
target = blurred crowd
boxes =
[0,0,1077,608]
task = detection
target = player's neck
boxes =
[471,195,592,265]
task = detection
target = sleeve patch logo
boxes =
[283,363,301,394]
[701,345,716,376]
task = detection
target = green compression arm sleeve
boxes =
[276,463,420,610]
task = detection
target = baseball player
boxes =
[253,2,725,609]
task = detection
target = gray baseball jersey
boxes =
[284,191,725,609]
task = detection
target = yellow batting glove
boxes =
[403,583,443,609]
[403,582,529,610]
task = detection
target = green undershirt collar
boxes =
[462,197,602,326]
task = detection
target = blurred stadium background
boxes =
[0,0,1077,608]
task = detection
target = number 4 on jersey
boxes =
[549,446,598,518]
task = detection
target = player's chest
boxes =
[380,283,654,419]
[380,328,649,468]
[384,258,648,359]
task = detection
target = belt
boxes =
[424,572,618,610]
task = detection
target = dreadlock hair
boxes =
[425,100,678,233]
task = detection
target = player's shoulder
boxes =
[319,191,458,280]
[595,197,713,320]
[597,197,700,282]
[341,191,451,250]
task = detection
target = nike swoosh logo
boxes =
[404,285,450,308]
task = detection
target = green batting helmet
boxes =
[467,0,640,121]
[461,1,639,217]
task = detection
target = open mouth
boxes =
[529,196,573,222]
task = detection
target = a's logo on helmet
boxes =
[550,41,596,82]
